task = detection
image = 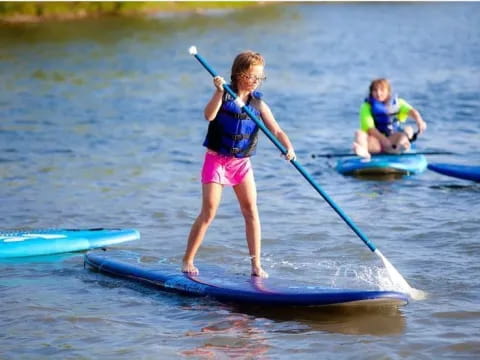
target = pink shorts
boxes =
[201,150,252,186]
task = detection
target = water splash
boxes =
[375,250,427,301]
[266,255,427,301]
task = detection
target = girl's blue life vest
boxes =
[367,95,401,136]
[203,90,263,158]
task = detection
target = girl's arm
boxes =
[204,76,225,121]
[408,108,427,134]
[259,101,296,160]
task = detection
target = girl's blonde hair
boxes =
[369,78,392,100]
[230,51,265,89]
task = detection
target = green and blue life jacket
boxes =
[367,95,401,136]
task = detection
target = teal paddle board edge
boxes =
[336,154,428,176]
[0,228,140,258]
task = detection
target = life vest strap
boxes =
[219,109,249,120]
[230,134,250,140]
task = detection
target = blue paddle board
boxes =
[0,228,139,258]
[428,163,480,182]
[336,154,427,176]
[84,250,409,307]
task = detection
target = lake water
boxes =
[1,2,480,359]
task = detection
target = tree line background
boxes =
[0,1,257,22]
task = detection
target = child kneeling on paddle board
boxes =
[353,78,427,160]
[182,51,296,278]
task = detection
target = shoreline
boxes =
[0,1,265,24]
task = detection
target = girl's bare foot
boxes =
[252,265,269,278]
[182,262,199,276]
[353,142,371,160]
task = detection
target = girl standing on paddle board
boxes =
[182,51,296,278]
[352,78,427,160]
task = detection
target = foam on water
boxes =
[264,256,425,298]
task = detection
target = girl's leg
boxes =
[182,182,223,274]
[233,171,268,278]
[390,126,413,152]
[366,134,383,154]
[353,130,372,159]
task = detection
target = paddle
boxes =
[189,46,424,299]
[409,130,420,143]
[312,150,455,159]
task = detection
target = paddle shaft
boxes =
[191,50,377,252]
[312,150,455,158]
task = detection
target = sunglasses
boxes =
[240,73,267,82]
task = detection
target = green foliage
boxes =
[0,1,260,21]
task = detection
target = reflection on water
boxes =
[0,252,83,264]
[430,184,480,191]
[170,302,404,359]
[235,303,406,336]
[348,173,407,182]
[0,5,289,47]
[182,313,270,359]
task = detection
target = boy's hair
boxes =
[231,51,265,89]
[369,78,392,100]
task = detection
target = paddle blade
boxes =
[375,249,426,300]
